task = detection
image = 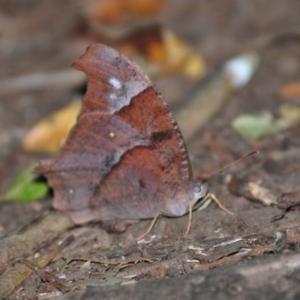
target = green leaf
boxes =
[0,163,49,203]
[232,112,275,143]
[232,105,300,143]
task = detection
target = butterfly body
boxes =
[36,44,207,224]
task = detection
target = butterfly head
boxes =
[191,179,208,206]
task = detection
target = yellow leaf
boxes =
[23,100,81,154]
[160,28,206,78]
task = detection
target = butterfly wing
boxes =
[36,44,198,224]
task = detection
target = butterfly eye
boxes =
[193,182,202,193]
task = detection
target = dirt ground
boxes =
[1,1,300,299]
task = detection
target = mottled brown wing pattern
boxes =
[36,44,198,224]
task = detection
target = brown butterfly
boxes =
[36,44,208,227]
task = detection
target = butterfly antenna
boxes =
[204,151,258,179]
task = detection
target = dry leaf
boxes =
[23,100,81,154]
[88,0,163,23]
[247,182,277,206]
[120,27,206,78]
[278,80,300,98]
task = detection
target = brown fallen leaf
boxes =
[89,0,163,23]
[277,191,300,210]
[272,191,300,222]
[278,80,300,98]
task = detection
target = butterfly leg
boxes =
[137,195,223,240]
[135,213,161,241]
[137,199,194,240]
[183,199,193,237]
[194,193,234,215]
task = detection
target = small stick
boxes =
[0,69,86,95]
[22,259,68,293]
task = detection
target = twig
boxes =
[0,69,86,95]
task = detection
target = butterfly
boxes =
[35,44,208,228]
